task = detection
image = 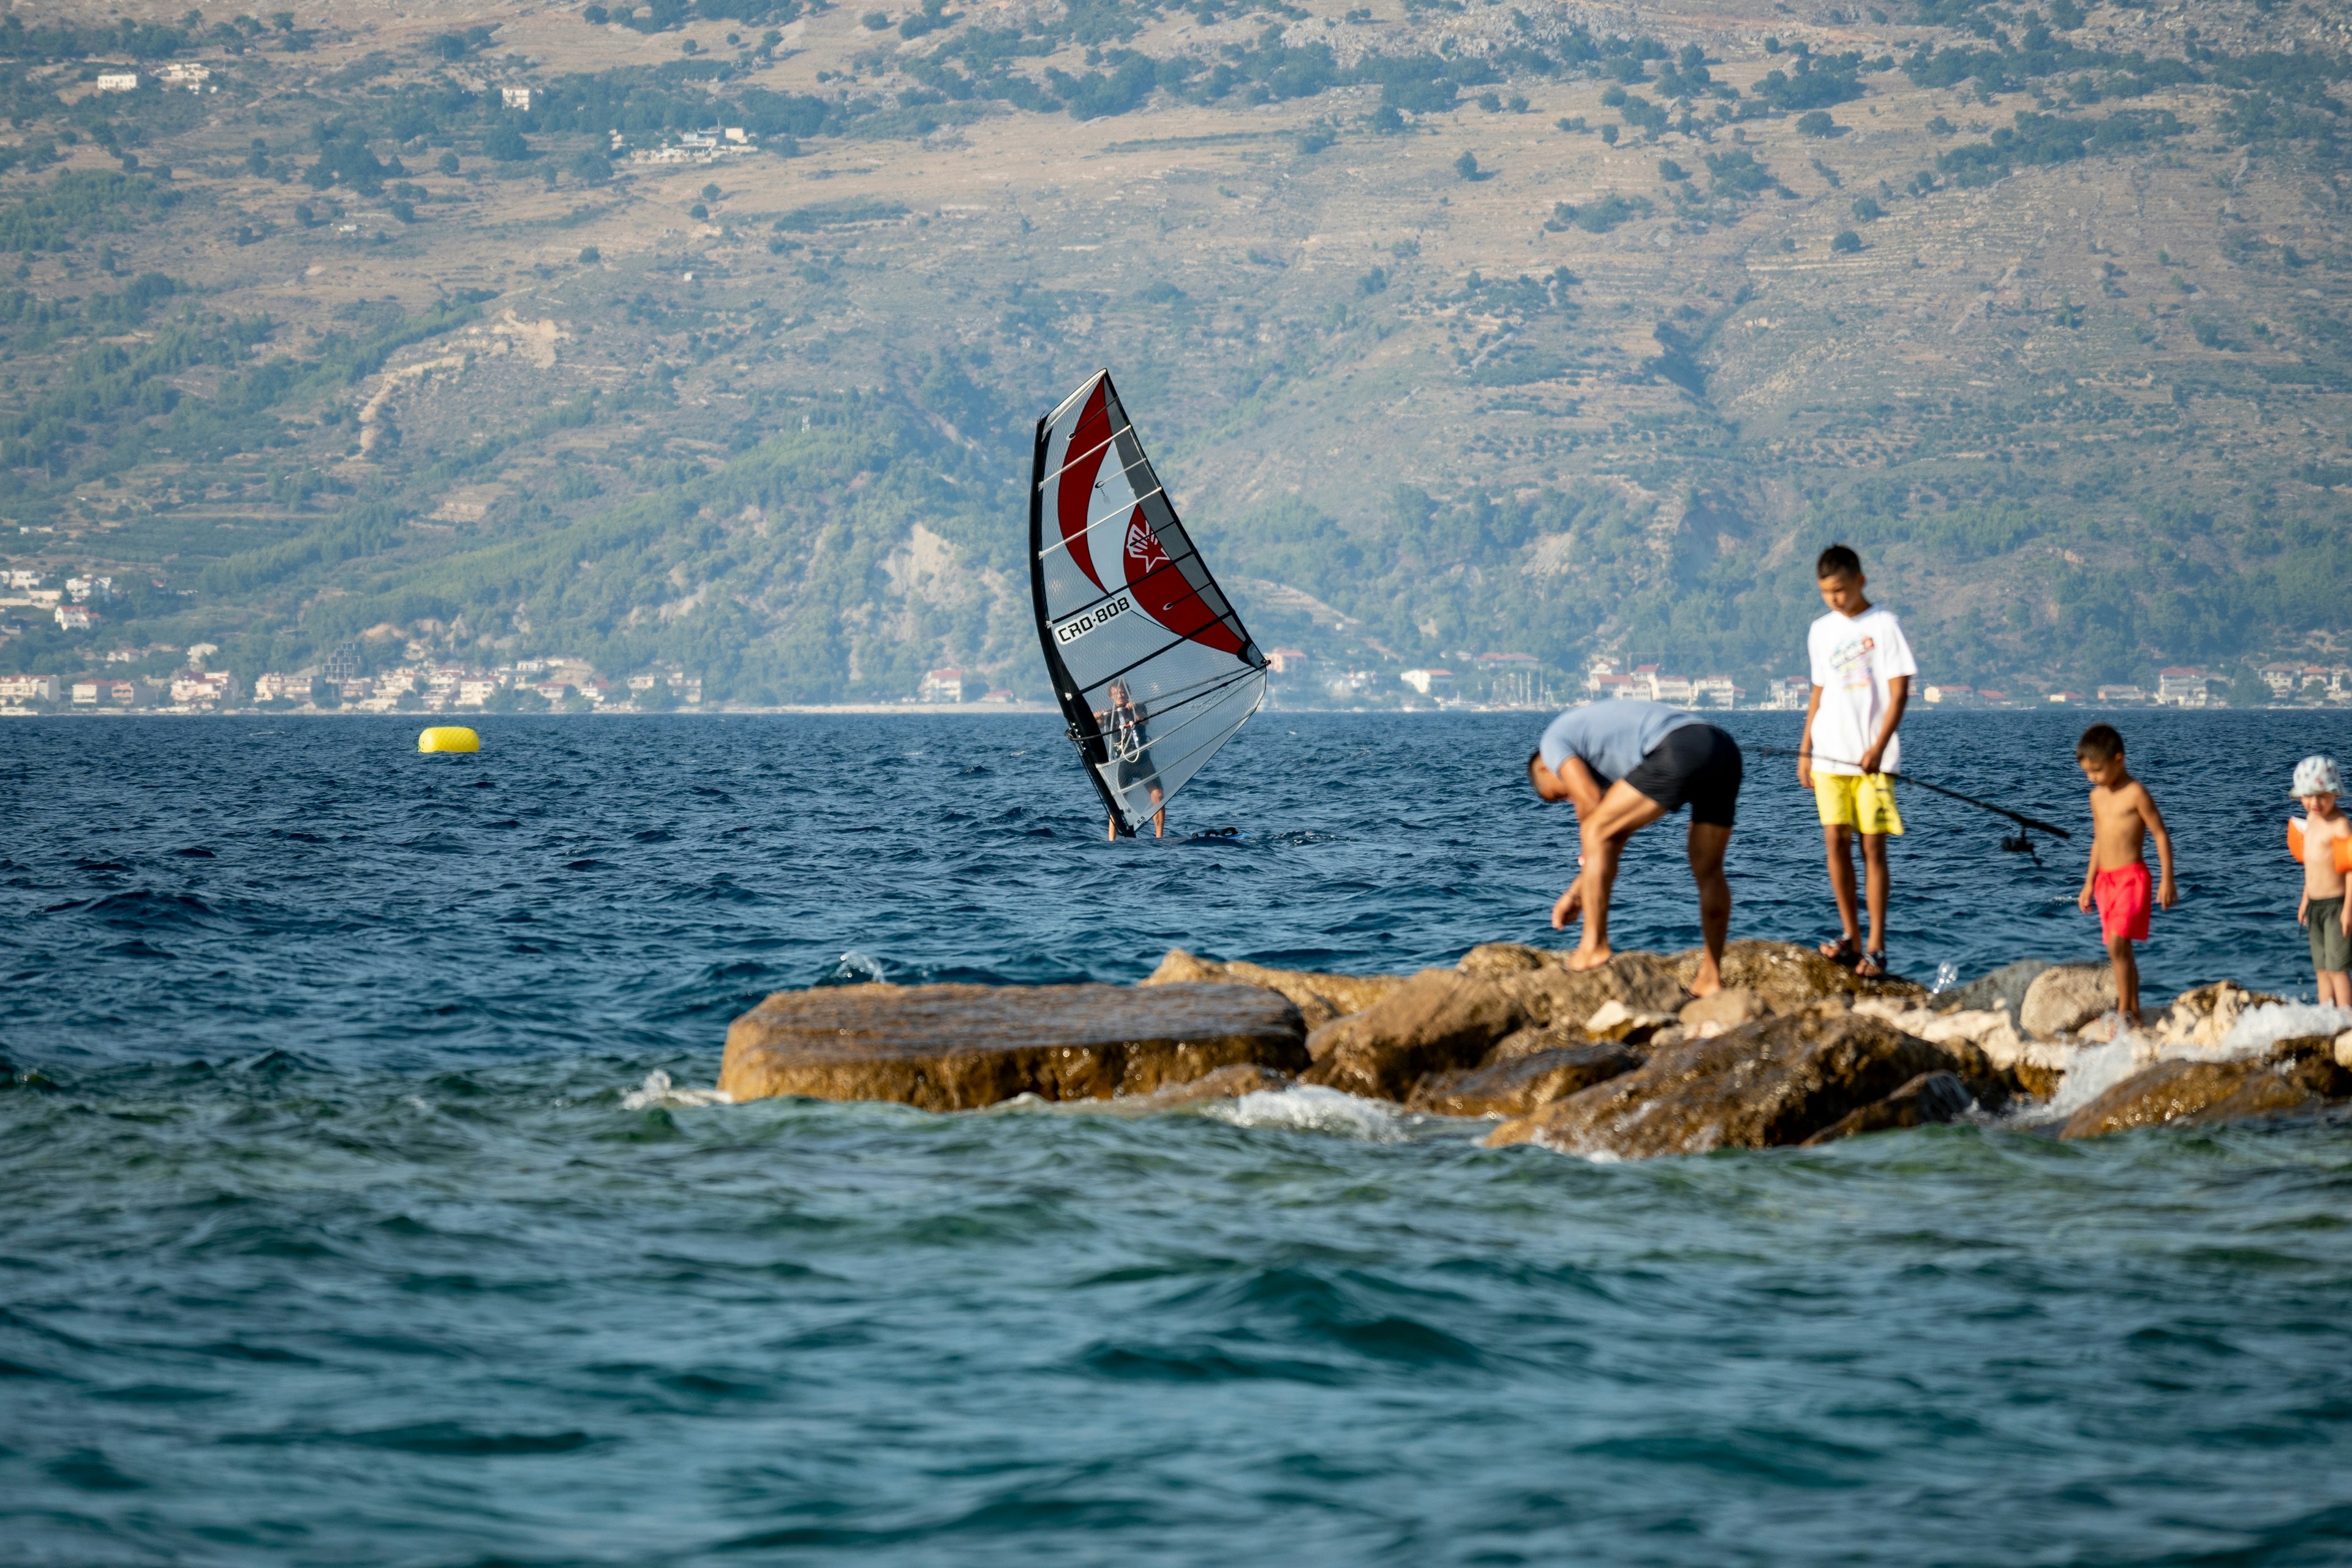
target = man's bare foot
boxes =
[1689,968,1723,998]
[1566,944,1613,972]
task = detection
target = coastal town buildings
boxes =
[13,605,2352,718]
[1476,652,1542,707]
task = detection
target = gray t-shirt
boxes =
[1538,701,1702,786]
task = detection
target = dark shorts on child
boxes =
[2310,895,2351,973]
[1621,723,1743,828]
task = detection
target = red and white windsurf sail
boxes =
[1030,369,1266,834]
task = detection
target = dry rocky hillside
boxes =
[0,0,2346,703]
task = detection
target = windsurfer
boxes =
[1099,679,1166,840]
[1527,700,1743,995]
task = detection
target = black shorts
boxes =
[1622,723,1743,827]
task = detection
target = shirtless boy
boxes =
[2073,725,2178,1023]
[2291,755,2351,1008]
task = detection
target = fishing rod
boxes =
[1750,747,2073,846]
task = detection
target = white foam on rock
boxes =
[621,1069,732,1110]
[1204,1084,1415,1143]
[2030,1001,2352,1123]
[2038,1038,2146,1121]
[2218,1001,2352,1054]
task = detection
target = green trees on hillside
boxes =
[244,399,1013,704]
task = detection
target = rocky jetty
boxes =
[717,941,2352,1153]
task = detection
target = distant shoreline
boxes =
[0,703,2246,720]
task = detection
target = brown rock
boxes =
[1679,986,1767,1033]
[1670,939,1928,1014]
[1455,943,1555,980]
[2059,1047,2341,1139]
[1484,1022,1584,1063]
[1582,999,1678,1044]
[720,982,1307,1110]
[1142,949,1403,1031]
[1298,968,1528,1100]
[1800,1071,1976,1146]
[1303,1013,1358,1063]
[1061,1062,1294,1114]
[1496,951,1691,1032]
[2019,963,2119,1038]
[1487,1010,1956,1158]
[1407,1041,1645,1117]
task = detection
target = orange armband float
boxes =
[2288,818,2352,872]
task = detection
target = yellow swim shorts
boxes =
[1815,772,1904,835]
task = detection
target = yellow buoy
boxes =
[417,726,480,754]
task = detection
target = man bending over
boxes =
[1527,698,1744,997]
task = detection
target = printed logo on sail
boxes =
[1125,514,1169,573]
[1054,593,1132,645]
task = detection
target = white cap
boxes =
[2293,755,2342,797]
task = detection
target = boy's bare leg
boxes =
[1565,782,1670,971]
[1823,824,1861,951]
[1861,832,1890,954]
[2108,933,2141,1024]
[1151,787,1165,839]
[2324,970,2352,1008]
[1686,820,1733,997]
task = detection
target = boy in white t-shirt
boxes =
[1797,544,1917,978]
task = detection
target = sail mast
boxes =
[1028,369,1267,835]
[1029,404,1128,832]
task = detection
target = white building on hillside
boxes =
[1399,668,1454,699]
[2156,668,2212,707]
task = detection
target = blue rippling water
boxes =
[6,710,2352,1566]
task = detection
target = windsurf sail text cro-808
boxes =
[1030,369,1267,835]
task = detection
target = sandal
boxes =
[1819,935,1861,968]
[1855,951,1888,979]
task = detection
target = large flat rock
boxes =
[720,982,1308,1110]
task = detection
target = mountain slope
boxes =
[1,0,2347,701]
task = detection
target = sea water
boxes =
[6,710,2352,1565]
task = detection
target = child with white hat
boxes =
[2293,755,2351,1008]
